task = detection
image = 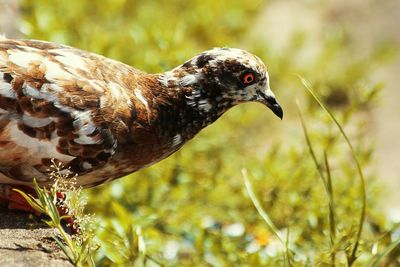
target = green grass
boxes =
[297,77,366,266]
[242,169,292,266]
[14,162,98,267]
[19,0,400,265]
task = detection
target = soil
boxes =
[0,205,73,266]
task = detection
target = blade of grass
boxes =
[324,151,336,265]
[285,228,293,267]
[369,238,400,267]
[242,169,292,267]
[298,76,366,265]
[296,101,327,188]
[13,178,80,265]
[54,236,75,264]
[296,102,337,265]
[242,169,283,242]
[12,189,46,214]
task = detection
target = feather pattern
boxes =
[0,38,281,187]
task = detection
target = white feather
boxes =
[8,50,43,68]
[74,135,100,145]
[179,74,198,86]
[78,122,96,135]
[198,99,212,112]
[82,161,93,170]
[73,110,95,132]
[8,122,74,162]
[22,84,58,103]
[109,81,124,99]
[0,79,16,99]
[208,48,264,73]
[43,58,72,81]
[109,82,132,105]
[52,49,88,70]
[71,110,101,145]
[22,114,53,128]
[135,88,149,108]
[172,134,182,147]
[158,71,178,87]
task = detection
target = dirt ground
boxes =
[0,205,73,266]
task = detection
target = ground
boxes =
[0,205,73,266]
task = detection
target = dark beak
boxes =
[258,93,283,120]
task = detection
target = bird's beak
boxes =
[257,88,283,120]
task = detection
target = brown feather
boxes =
[0,38,280,188]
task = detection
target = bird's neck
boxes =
[154,70,232,140]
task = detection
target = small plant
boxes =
[20,1,399,265]
[242,168,293,266]
[14,160,99,267]
[240,79,400,266]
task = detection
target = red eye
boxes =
[243,73,254,84]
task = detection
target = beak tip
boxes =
[272,104,283,120]
[257,92,283,120]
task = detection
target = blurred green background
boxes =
[5,0,400,265]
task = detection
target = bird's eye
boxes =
[243,73,255,85]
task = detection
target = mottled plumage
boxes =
[0,37,282,188]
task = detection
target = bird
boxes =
[0,37,282,197]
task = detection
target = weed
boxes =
[14,161,98,267]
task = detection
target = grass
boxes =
[242,169,292,266]
[299,77,367,265]
[240,78,384,266]
[14,162,98,267]
[18,0,400,265]
[17,93,399,265]
[297,102,337,265]
[369,238,400,267]
[296,77,366,265]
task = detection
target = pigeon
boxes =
[0,37,282,190]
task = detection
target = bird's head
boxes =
[159,47,283,119]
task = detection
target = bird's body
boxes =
[0,37,282,188]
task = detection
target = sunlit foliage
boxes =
[21,0,399,265]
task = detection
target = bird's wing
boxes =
[0,38,139,184]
